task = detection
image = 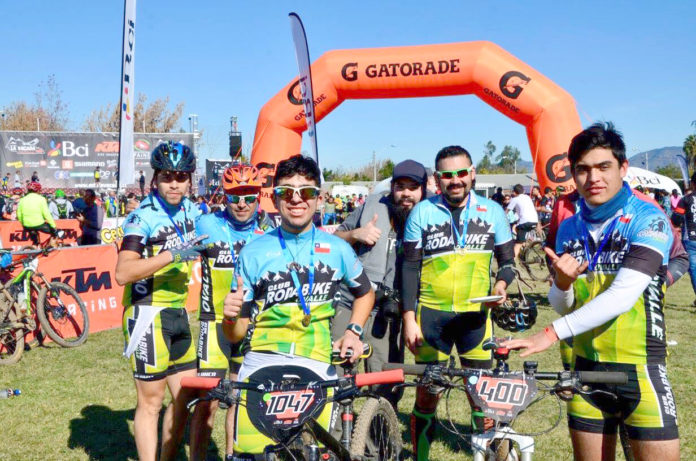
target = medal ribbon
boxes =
[278,226,315,321]
[581,216,620,272]
[153,191,188,245]
[449,194,471,249]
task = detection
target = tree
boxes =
[684,134,696,172]
[656,164,682,179]
[378,159,395,179]
[476,141,496,173]
[496,145,522,173]
[82,94,184,133]
[0,74,69,131]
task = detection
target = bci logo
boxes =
[50,267,112,293]
[62,141,89,157]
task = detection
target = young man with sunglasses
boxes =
[221,155,374,458]
[504,123,680,461]
[116,142,208,461]
[402,145,515,460]
[189,163,274,461]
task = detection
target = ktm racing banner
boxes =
[0,219,81,250]
[0,131,194,189]
[118,0,137,187]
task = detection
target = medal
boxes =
[455,246,467,255]
[586,271,594,283]
[278,227,315,327]
[302,314,311,327]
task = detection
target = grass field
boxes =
[2,276,696,460]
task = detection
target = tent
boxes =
[625,167,681,195]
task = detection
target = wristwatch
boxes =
[345,323,364,340]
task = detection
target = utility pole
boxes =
[372,150,377,183]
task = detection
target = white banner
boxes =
[118,0,136,188]
[676,154,690,188]
[625,166,682,195]
[288,12,319,167]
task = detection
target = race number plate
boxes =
[264,389,317,421]
[465,370,537,423]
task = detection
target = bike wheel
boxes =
[37,282,89,347]
[351,397,402,461]
[522,241,549,282]
[0,308,25,364]
[488,439,519,461]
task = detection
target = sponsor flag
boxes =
[118,0,136,189]
[288,13,319,167]
[676,154,690,188]
[315,242,331,254]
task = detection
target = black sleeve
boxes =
[347,269,372,298]
[622,244,664,277]
[401,241,422,312]
[494,240,516,286]
[120,235,145,254]
[240,300,255,319]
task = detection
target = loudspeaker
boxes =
[229,134,242,159]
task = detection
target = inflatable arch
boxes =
[251,41,582,211]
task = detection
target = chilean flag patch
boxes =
[619,215,632,223]
[315,242,331,254]
[476,206,487,212]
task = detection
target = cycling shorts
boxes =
[196,319,243,377]
[515,222,537,243]
[233,351,336,456]
[122,305,196,381]
[568,356,678,441]
[415,305,493,366]
[24,223,57,245]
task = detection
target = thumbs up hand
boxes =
[544,246,588,291]
[352,214,382,246]
[223,275,244,321]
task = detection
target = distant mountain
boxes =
[628,146,685,172]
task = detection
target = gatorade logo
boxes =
[545,152,572,184]
[499,71,531,99]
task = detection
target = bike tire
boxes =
[488,439,519,461]
[0,308,25,365]
[350,397,402,461]
[522,241,549,282]
[37,282,89,347]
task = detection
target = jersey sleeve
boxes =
[403,201,425,261]
[121,210,150,253]
[238,247,257,318]
[624,211,672,276]
[338,239,372,297]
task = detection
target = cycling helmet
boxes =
[222,163,262,193]
[11,187,24,196]
[491,299,538,332]
[55,189,66,198]
[150,141,196,172]
[27,182,42,193]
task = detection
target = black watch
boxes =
[345,323,364,340]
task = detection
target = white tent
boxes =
[625,167,681,195]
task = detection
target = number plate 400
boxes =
[466,371,537,423]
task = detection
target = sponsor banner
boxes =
[18,245,202,342]
[205,159,232,193]
[0,219,81,250]
[0,131,193,188]
[119,0,137,187]
[100,217,125,244]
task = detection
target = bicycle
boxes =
[384,338,627,461]
[517,225,549,283]
[0,246,89,364]
[183,346,404,461]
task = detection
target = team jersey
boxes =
[121,193,201,308]
[238,226,371,363]
[556,193,672,365]
[403,192,513,313]
[196,209,274,321]
[674,192,696,241]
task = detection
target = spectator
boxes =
[105,190,119,217]
[539,187,555,225]
[138,170,146,198]
[1,173,9,192]
[491,186,504,205]
[77,189,104,245]
[13,170,21,188]
[196,195,209,214]
[507,183,539,258]
[670,189,682,213]
[323,195,337,225]
[31,171,39,182]
[72,189,87,214]
[94,167,101,190]
[48,189,74,220]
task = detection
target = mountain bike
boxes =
[517,225,549,283]
[385,338,627,461]
[183,347,404,460]
[0,247,89,364]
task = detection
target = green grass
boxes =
[2,277,696,460]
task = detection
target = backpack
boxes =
[55,201,69,219]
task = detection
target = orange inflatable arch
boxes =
[251,41,582,211]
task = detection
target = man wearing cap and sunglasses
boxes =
[402,145,515,460]
[189,163,274,460]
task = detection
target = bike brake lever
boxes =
[582,387,619,402]
[187,397,205,410]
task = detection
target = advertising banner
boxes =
[0,219,81,250]
[100,217,125,245]
[118,0,137,187]
[0,131,194,189]
[205,159,232,194]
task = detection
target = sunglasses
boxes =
[158,171,190,183]
[226,194,257,205]
[274,185,321,201]
[436,167,473,179]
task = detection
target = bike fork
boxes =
[471,426,534,461]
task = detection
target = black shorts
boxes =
[515,222,537,243]
[24,223,56,245]
[567,356,679,441]
[197,319,243,377]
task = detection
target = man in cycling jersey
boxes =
[17,182,58,246]
[189,163,274,461]
[401,146,515,460]
[116,141,208,461]
[222,155,374,459]
[504,123,679,461]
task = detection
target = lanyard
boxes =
[153,192,187,245]
[278,226,315,325]
[448,194,471,248]
[580,216,620,272]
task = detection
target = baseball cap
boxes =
[392,160,427,185]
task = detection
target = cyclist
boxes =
[1,173,9,192]
[48,189,74,220]
[504,123,680,461]
[116,141,207,461]
[507,183,539,258]
[16,182,58,246]
[401,146,515,460]
[189,163,274,461]
[222,154,374,459]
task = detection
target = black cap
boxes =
[392,160,427,185]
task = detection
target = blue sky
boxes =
[1,0,694,171]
